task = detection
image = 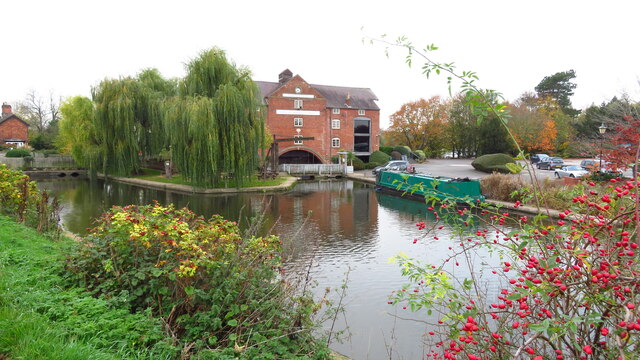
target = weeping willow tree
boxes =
[58,96,98,169]
[163,48,264,187]
[91,69,176,176]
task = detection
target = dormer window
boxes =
[294,99,303,109]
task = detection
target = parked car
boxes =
[554,165,589,178]
[372,160,415,175]
[531,153,549,164]
[537,157,564,170]
[580,159,598,171]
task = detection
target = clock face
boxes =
[295,87,301,93]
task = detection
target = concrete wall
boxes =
[0,153,78,169]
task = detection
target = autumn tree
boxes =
[386,96,449,156]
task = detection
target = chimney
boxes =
[1,103,12,116]
[345,93,352,107]
[278,69,293,84]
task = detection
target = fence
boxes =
[0,153,79,170]
[278,164,352,175]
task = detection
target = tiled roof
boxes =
[255,80,380,111]
[0,113,30,126]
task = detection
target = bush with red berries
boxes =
[391,178,640,359]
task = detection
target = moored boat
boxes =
[375,170,485,203]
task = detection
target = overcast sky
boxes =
[3,0,639,128]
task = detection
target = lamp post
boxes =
[598,123,607,171]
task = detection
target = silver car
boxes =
[554,165,589,178]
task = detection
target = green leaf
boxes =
[228,333,237,341]
[228,319,238,327]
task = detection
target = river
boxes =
[37,177,501,360]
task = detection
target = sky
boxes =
[3,0,639,129]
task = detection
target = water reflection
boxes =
[37,178,503,360]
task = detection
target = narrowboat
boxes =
[375,170,485,203]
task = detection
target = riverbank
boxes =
[102,172,298,194]
[345,170,566,218]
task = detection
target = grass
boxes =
[132,168,289,188]
[0,216,177,360]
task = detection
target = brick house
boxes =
[0,103,29,147]
[256,69,380,164]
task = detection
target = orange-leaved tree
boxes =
[386,96,449,155]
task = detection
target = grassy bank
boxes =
[133,168,288,188]
[0,216,176,359]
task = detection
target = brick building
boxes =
[256,69,380,164]
[0,103,29,147]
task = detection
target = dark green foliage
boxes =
[379,146,393,155]
[370,150,390,165]
[351,156,366,170]
[471,153,516,174]
[393,145,411,155]
[535,69,579,117]
[413,149,426,161]
[447,95,479,158]
[29,132,56,150]
[476,113,513,156]
[5,148,31,157]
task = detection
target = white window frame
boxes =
[294,135,303,145]
[294,99,303,109]
[358,109,365,115]
[331,119,340,129]
[294,117,303,127]
[332,108,340,114]
[331,137,340,148]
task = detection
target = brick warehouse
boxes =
[256,69,380,164]
[0,103,29,147]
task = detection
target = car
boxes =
[537,157,564,170]
[580,159,599,171]
[554,165,589,178]
[372,160,415,176]
[531,153,549,164]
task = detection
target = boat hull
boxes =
[375,171,485,203]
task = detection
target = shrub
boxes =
[390,151,403,160]
[370,150,390,165]
[413,149,426,161]
[0,164,59,233]
[66,203,329,358]
[479,173,526,201]
[5,148,31,158]
[392,177,640,360]
[380,146,393,155]
[471,153,516,173]
[351,156,366,170]
[393,145,411,155]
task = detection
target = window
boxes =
[331,119,340,129]
[358,109,365,115]
[331,137,340,148]
[294,135,303,145]
[332,108,340,114]
[294,99,303,109]
[294,118,303,127]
